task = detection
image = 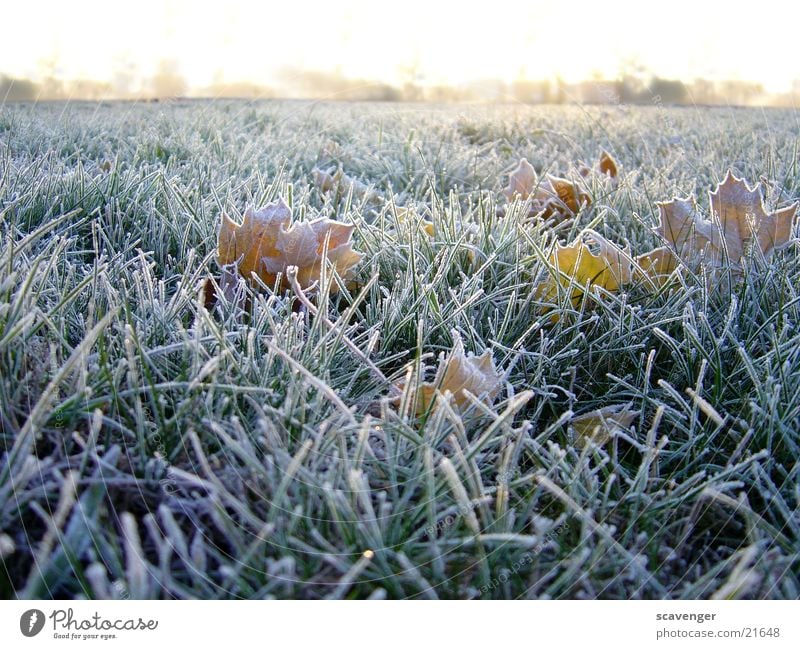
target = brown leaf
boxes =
[571,404,636,446]
[633,247,678,286]
[656,170,797,268]
[201,265,249,311]
[598,150,618,178]
[502,158,538,201]
[544,174,592,217]
[217,199,362,293]
[201,275,217,310]
[502,158,591,218]
[313,166,374,200]
[397,335,502,415]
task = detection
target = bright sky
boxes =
[1,0,798,92]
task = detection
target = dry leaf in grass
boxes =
[313,167,338,192]
[313,166,374,200]
[217,198,362,293]
[633,246,678,286]
[201,264,249,311]
[571,404,636,446]
[502,158,591,218]
[321,139,343,158]
[655,170,797,269]
[398,335,502,415]
[502,158,539,201]
[598,150,618,178]
[578,151,618,178]
[538,229,633,305]
[394,206,434,237]
[545,174,592,216]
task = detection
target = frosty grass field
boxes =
[1,100,799,599]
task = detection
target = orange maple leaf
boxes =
[217,199,362,293]
[503,158,591,218]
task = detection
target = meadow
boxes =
[1,99,799,599]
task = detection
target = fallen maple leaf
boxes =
[546,174,592,216]
[217,198,362,293]
[502,158,591,218]
[571,404,636,446]
[313,166,374,200]
[398,334,502,415]
[539,229,633,305]
[655,170,797,269]
[502,158,539,201]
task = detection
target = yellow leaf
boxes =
[539,230,633,305]
[217,199,362,293]
[571,404,636,446]
[398,334,502,415]
[656,170,797,268]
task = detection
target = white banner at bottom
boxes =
[2,600,797,648]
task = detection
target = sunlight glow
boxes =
[1,0,798,95]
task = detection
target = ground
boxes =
[0,100,798,599]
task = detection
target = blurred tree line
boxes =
[0,60,792,106]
